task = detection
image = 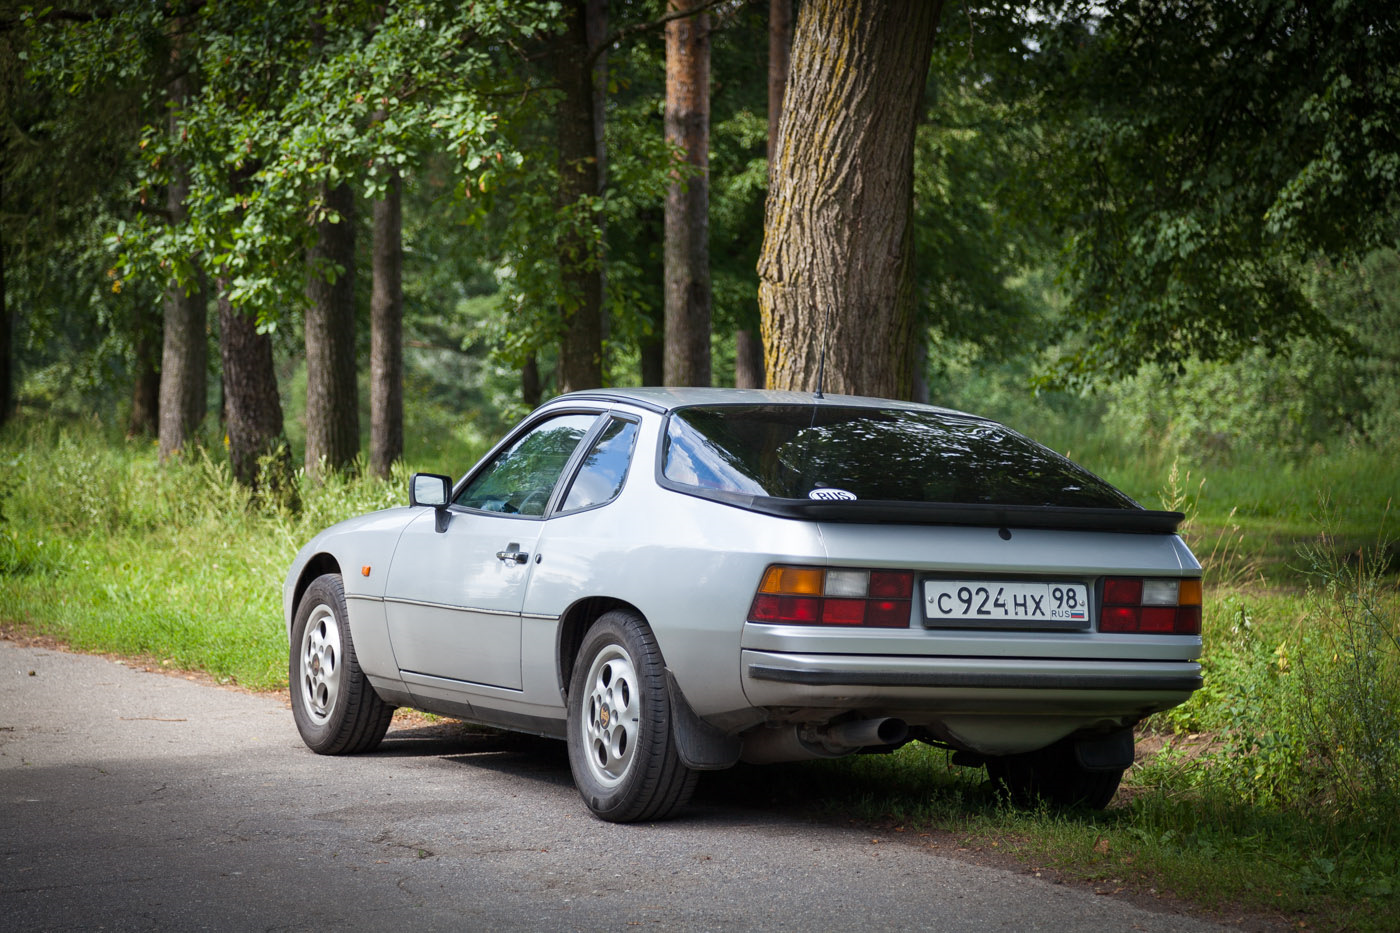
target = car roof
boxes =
[548,386,978,419]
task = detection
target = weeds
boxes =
[1295,518,1400,817]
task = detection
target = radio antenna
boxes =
[813,301,832,400]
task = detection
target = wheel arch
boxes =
[292,554,343,630]
[555,596,645,701]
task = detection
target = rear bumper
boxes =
[739,649,1201,732]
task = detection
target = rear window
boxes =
[661,404,1137,510]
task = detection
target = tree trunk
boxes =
[218,282,293,502]
[304,181,359,476]
[521,354,542,409]
[663,0,711,387]
[369,170,403,479]
[587,0,610,383]
[0,166,10,427]
[735,0,792,391]
[555,0,603,393]
[127,306,160,437]
[157,44,206,459]
[757,0,942,399]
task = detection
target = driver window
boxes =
[453,413,598,516]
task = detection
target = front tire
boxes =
[290,573,394,754]
[566,610,697,822]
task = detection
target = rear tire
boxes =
[987,739,1123,810]
[290,573,394,754]
[566,610,697,822]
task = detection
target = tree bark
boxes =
[157,41,206,459]
[735,0,792,390]
[555,1,603,393]
[587,0,609,382]
[0,166,10,427]
[521,354,542,409]
[757,0,942,399]
[369,170,403,479]
[218,282,293,501]
[304,181,359,476]
[663,0,711,387]
[127,306,160,437]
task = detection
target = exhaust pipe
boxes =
[740,717,908,764]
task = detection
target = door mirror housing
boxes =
[409,473,452,532]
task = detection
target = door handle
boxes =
[496,545,529,564]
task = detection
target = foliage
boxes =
[1015,0,1400,384]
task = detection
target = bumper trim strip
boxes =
[747,665,1202,692]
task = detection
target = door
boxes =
[384,412,600,691]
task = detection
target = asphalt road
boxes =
[1,638,1232,932]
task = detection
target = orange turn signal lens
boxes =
[1178,578,1202,606]
[759,566,823,595]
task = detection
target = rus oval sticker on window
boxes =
[808,488,857,501]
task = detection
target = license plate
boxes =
[923,580,1090,626]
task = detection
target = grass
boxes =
[2,413,1398,929]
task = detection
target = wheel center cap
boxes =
[600,706,610,726]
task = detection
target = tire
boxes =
[566,610,698,822]
[987,740,1123,810]
[290,573,394,755]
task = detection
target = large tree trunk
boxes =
[757,0,942,399]
[304,181,359,476]
[369,170,403,479]
[555,0,603,393]
[663,0,711,387]
[218,283,293,501]
[127,305,160,437]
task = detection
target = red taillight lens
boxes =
[820,598,866,625]
[1103,578,1142,605]
[1100,577,1202,635]
[749,565,912,628]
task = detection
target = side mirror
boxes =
[409,473,452,532]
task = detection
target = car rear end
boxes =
[657,397,1203,765]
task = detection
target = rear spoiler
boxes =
[674,489,1184,534]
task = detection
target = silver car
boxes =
[284,388,1202,822]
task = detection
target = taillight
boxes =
[1099,577,1202,635]
[749,565,913,628]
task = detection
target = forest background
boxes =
[2,2,1399,929]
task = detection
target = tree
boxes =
[663,0,711,387]
[758,0,943,398]
[157,37,207,460]
[1021,0,1400,384]
[369,168,403,478]
[555,1,604,393]
[304,181,359,476]
[732,0,788,390]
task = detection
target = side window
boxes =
[559,418,640,513]
[454,413,598,516]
